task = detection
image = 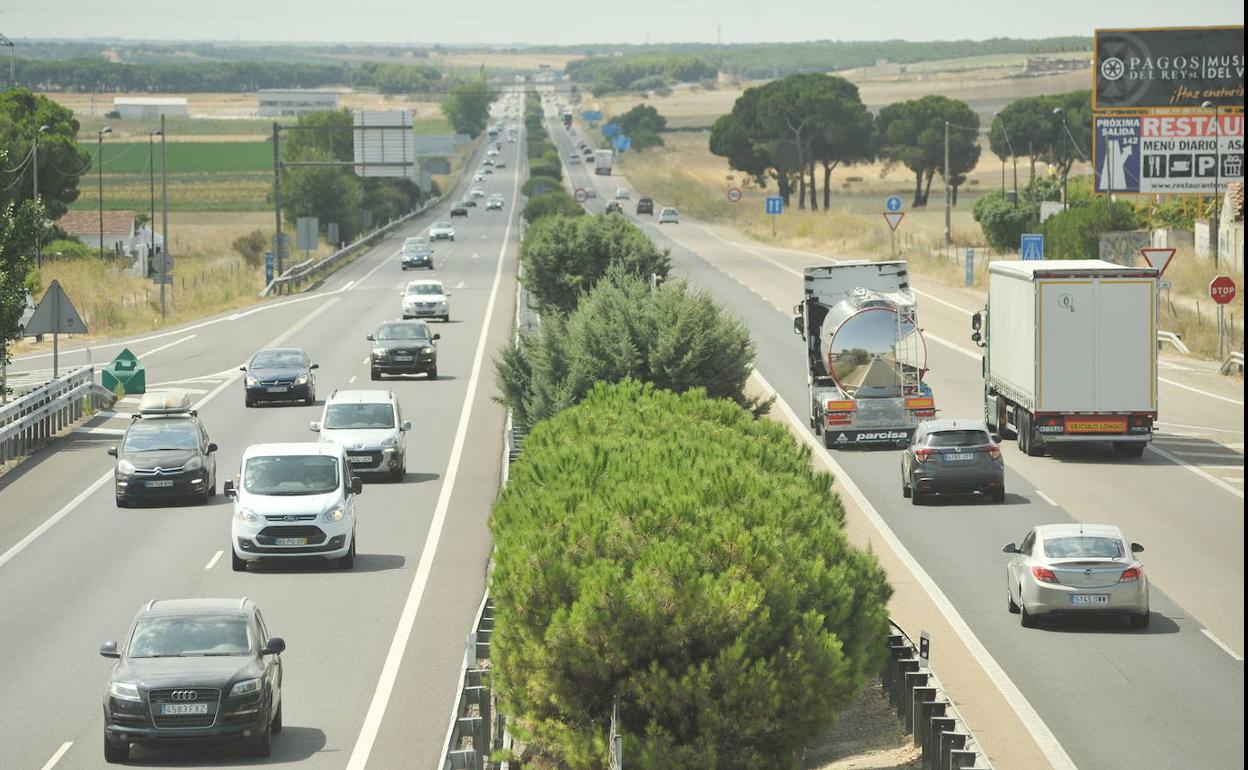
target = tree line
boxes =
[565,54,718,96]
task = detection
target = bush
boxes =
[1041,199,1139,260]
[518,215,668,314]
[628,129,664,151]
[522,190,584,224]
[490,380,892,770]
[972,191,1038,252]
[522,176,562,197]
[529,157,564,183]
[231,230,268,268]
[42,238,93,260]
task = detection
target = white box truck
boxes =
[971,260,1159,458]
[594,149,614,175]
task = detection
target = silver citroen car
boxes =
[1003,523,1149,629]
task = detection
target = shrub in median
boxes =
[490,380,892,770]
[522,190,585,224]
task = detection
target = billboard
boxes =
[1094,26,1245,109]
[353,110,415,178]
[1094,114,1244,194]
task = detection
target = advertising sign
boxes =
[1095,114,1244,194]
[352,110,415,178]
[1094,27,1245,109]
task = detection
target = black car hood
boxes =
[248,367,307,380]
[376,339,433,350]
[120,448,197,470]
[118,655,261,689]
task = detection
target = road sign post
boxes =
[965,248,974,286]
[765,196,783,237]
[24,280,88,378]
[1021,233,1044,261]
[884,197,904,257]
[1209,276,1237,359]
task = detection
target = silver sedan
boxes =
[1003,523,1149,629]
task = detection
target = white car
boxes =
[310,389,410,482]
[473,173,487,182]
[402,278,451,322]
[658,207,680,224]
[226,442,361,571]
[614,188,631,200]
[428,220,455,241]
[470,186,485,199]
[486,148,500,157]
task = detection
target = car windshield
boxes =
[407,284,442,296]
[926,430,989,447]
[244,455,339,496]
[324,403,395,430]
[124,421,199,452]
[1043,536,1124,559]
[251,351,307,369]
[128,615,252,657]
[378,323,429,340]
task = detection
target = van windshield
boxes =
[244,455,339,496]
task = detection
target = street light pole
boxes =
[1052,108,1069,211]
[944,120,951,246]
[160,114,168,294]
[150,129,164,319]
[1202,100,1221,268]
[33,124,50,267]
[97,126,112,260]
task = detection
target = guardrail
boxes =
[0,366,117,468]
[1220,351,1244,375]
[260,196,443,297]
[1157,330,1191,355]
[883,620,993,770]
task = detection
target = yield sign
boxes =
[1139,247,1175,275]
[883,211,905,231]
[24,280,88,336]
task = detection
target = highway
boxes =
[0,101,523,768]
[544,103,1246,770]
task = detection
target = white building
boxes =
[257,89,340,117]
[113,97,189,120]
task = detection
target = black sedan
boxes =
[241,348,318,407]
[401,247,433,270]
[450,204,469,217]
[109,405,218,507]
[369,320,439,380]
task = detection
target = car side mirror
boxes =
[446,291,453,296]
[238,366,247,372]
[432,333,441,341]
[1130,542,1144,553]
[350,477,363,495]
[309,422,321,433]
[400,420,412,432]
[1001,543,1018,554]
[223,480,236,497]
[990,434,1002,444]
[207,442,218,454]
[366,334,375,341]
[107,447,118,457]
[310,363,320,370]
[262,637,286,656]
[100,641,120,659]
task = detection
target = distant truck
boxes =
[794,261,935,449]
[594,149,614,175]
[971,260,1159,458]
[561,111,573,128]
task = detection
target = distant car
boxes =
[401,245,433,270]
[100,598,285,762]
[401,278,451,322]
[486,148,500,157]
[241,348,318,407]
[366,320,440,381]
[494,159,507,168]
[311,388,411,480]
[1003,523,1150,629]
[583,188,597,199]
[486,197,504,211]
[450,204,469,217]
[636,197,654,215]
[470,186,485,198]
[482,158,495,167]
[605,201,622,214]
[402,235,426,249]
[614,188,631,200]
[473,173,487,182]
[658,207,679,224]
[568,155,581,164]
[482,167,494,174]
[108,391,218,507]
[901,420,1005,505]
[429,220,455,241]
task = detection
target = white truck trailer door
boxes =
[1093,278,1156,412]
[1037,280,1096,411]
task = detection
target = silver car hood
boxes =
[320,428,397,451]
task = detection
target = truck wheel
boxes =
[1113,442,1145,458]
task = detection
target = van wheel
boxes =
[232,550,247,572]
[911,489,925,506]
[339,536,356,570]
[1007,586,1020,614]
[370,368,381,381]
[271,702,283,734]
[251,721,272,758]
[902,480,912,498]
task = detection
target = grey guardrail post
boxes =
[926,716,956,769]
[949,748,981,769]
[916,698,947,751]
[939,730,968,770]
[902,672,931,731]
[892,658,921,714]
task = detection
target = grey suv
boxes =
[901,419,1005,505]
[311,389,411,481]
[100,598,285,763]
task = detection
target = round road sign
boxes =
[885,195,903,213]
[726,186,743,203]
[1209,275,1237,305]
[573,188,588,203]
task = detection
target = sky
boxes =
[1,0,1243,46]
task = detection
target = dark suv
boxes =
[901,419,1005,505]
[635,197,654,215]
[108,392,218,506]
[100,598,285,763]
[369,320,440,379]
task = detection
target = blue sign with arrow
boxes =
[885,195,903,212]
[612,135,631,151]
[1021,233,1044,261]
[765,196,784,215]
[601,122,621,138]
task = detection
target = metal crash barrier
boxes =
[0,366,117,468]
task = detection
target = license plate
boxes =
[145,480,174,488]
[349,454,371,463]
[160,703,208,715]
[1066,418,1127,434]
[267,386,289,393]
[274,537,308,546]
[1070,594,1110,605]
[945,452,975,462]
[393,355,414,362]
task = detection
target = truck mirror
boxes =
[792,316,804,337]
[972,332,982,344]
[971,311,982,332]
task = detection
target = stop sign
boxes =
[1209,276,1237,305]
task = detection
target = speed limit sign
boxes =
[726,186,743,203]
[573,188,589,203]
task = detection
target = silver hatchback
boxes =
[1003,523,1149,629]
[901,419,1004,505]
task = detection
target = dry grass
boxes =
[429,51,581,71]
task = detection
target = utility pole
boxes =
[33,125,49,267]
[97,126,111,260]
[272,122,284,280]
[161,114,168,293]
[150,128,164,319]
[1203,101,1221,267]
[943,120,951,246]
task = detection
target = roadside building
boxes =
[113,97,189,120]
[257,89,339,117]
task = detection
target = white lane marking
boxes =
[1158,376,1244,407]
[346,136,519,770]
[342,280,356,291]
[1156,421,1245,435]
[39,741,73,770]
[1166,450,1244,461]
[913,288,976,317]
[150,366,244,387]
[0,300,337,574]
[348,249,402,290]
[71,427,126,436]
[204,550,223,571]
[1224,477,1244,484]
[1147,444,1244,500]
[753,369,1079,770]
[924,332,980,361]
[135,334,196,359]
[1201,629,1245,661]
[361,357,370,365]
[470,253,480,259]
[348,375,357,384]
[1036,490,1059,507]
[455,281,465,289]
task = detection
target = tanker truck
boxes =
[793,261,936,449]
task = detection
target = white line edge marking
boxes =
[39,741,73,770]
[1036,490,1059,507]
[135,334,196,359]
[0,300,336,573]
[348,375,357,384]
[1157,376,1244,406]
[1148,444,1244,500]
[204,550,223,571]
[346,143,518,770]
[1201,629,1245,661]
[71,427,126,436]
[753,369,1079,770]
[1155,421,1245,435]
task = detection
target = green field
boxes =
[79,141,273,174]
[76,116,274,139]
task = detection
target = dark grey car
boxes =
[901,419,1005,505]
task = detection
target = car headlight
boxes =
[229,678,263,698]
[322,507,344,522]
[184,456,203,472]
[373,347,389,357]
[237,508,260,524]
[380,436,397,448]
[110,681,141,702]
[295,374,309,385]
[117,459,136,474]
[245,376,258,387]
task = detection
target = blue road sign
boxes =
[602,122,621,138]
[965,248,974,286]
[581,110,604,121]
[1021,233,1044,261]
[885,195,903,213]
[765,196,784,215]
[264,252,275,284]
[613,135,631,151]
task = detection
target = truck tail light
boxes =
[826,400,856,413]
[1031,566,1059,584]
[1119,566,1142,583]
[906,397,934,410]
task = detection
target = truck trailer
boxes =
[971,260,1159,458]
[795,261,935,449]
[594,149,614,175]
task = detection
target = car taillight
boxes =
[984,445,1001,460]
[1119,566,1142,583]
[1031,566,1058,583]
[914,448,936,463]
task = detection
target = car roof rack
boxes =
[135,391,196,418]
